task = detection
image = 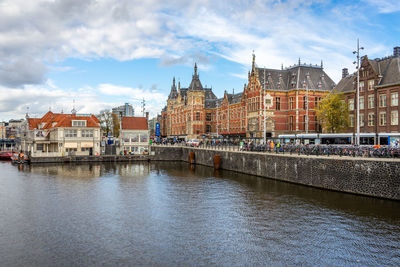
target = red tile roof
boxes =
[121,117,148,130]
[28,111,100,130]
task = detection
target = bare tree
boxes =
[97,109,113,136]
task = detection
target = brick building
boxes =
[160,55,335,140]
[336,46,400,144]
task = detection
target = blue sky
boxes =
[0,0,399,120]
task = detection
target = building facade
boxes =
[22,111,101,157]
[112,103,135,118]
[120,117,149,154]
[336,46,400,144]
[160,56,335,140]
[0,122,6,139]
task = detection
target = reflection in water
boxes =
[0,161,399,266]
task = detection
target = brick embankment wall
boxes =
[152,146,400,201]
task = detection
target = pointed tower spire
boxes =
[194,63,197,76]
[298,58,301,66]
[168,77,178,99]
[251,52,256,74]
[320,60,323,69]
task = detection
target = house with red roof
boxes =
[120,117,149,154]
[21,111,101,157]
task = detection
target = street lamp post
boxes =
[304,80,309,134]
[263,68,266,144]
[353,39,364,146]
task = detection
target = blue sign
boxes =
[156,123,160,137]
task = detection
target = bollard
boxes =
[214,154,221,170]
[189,151,195,164]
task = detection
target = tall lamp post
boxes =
[303,80,309,134]
[263,68,266,144]
[353,39,364,146]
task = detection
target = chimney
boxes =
[145,112,149,120]
[342,68,349,78]
[394,46,400,57]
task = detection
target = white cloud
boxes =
[0,0,397,119]
[364,0,400,13]
[0,80,167,121]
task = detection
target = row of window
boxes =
[122,134,148,143]
[358,79,375,91]
[349,92,398,110]
[72,120,87,127]
[349,110,399,127]
[65,129,93,138]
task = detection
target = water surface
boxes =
[0,161,399,266]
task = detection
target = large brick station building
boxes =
[336,46,400,144]
[160,55,335,140]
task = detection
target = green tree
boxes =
[316,91,349,133]
[112,113,120,137]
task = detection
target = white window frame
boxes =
[360,114,364,127]
[379,94,387,108]
[391,92,398,106]
[359,97,364,110]
[368,79,374,90]
[368,95,374,109]
[391,110,398,125]
[72,120,87,127]
[349,114,355,127]
[368,113,374,126]
[348,99,354,111]
[379,112,386,126]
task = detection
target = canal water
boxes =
[0,161,399,266]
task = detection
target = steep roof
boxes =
[256,64,335,91]
[335,74,354,93]
[28,111,100,130]
[376,56,400,86]
[121,117,148,130]
[336,55,400,91]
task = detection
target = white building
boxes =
[120,117,149,154]
[22,111,101,157]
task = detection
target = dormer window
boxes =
[72,120,86,127]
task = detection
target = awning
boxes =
[81,142,94,148]
[64,142,78,148]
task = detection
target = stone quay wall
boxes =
[152,146,400,201]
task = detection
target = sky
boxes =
[0,0,399,121]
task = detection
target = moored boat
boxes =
[0,151,16,161]
[11,153,29,164]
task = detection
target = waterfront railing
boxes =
[151,143,400,158]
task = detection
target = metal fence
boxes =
[152,143,400,158]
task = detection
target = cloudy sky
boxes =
[0,0,399,121]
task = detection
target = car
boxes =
[187,139,200,147]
